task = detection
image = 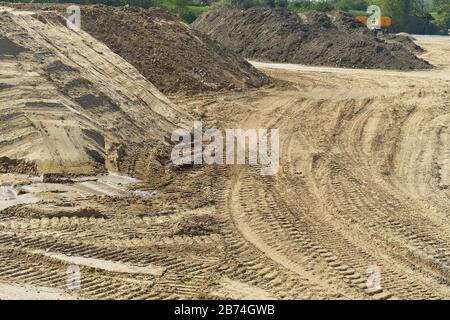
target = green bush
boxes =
[8,0,208,22]
[335,0,369,12]
[289,0,334,12]
[431,0,450,32]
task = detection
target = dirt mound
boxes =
[0,7,188,175]
[1,204,107,219]
[173,214,220,236]
[0,157,37,175]
[379,33,424,54]
[5,3,271,93]
[0,37,27,56]
[193,8,432,70]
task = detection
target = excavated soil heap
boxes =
[0,7,188,174]
[193,7,432,70]
[5,3,271,93]
[379,33,424,54]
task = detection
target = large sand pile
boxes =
[193,7,432,70]
[0,7,188,174]
[5,3,271,93]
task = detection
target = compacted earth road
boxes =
[174,37,450,299]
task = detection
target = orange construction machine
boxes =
[357,16,392,33]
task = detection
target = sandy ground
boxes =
[0,6,186,174]
[0,37,448,299]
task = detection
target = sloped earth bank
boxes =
[0,7,187,174]
[193,8,432,70]
[4,3,272,93]
[379,33,424,54]
[0,35,448,299]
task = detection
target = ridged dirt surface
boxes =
[0,18,449,300]
[0,7,186,174]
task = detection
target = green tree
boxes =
[377,0,414,30]
[432,0,450,31]
[335,0,369,11]
[275,0,288,7]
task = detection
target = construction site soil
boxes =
[0,6,189,174]
[193,7,433,70]
[0,5,448,300]
[379,33,425,54]
[5,3,271,94]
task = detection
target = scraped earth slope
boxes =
[0,26,448,299]
[6,3,272,93]
[0,8,187,174]
[193,8,432,70]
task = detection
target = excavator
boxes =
[356,15,392,33]
[357,5,392,34]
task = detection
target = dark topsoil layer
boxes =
[0,37,27,56]
[379,33,424,54]
[0,157,37,175]
[192,7,432,70]
[3,3,271,93]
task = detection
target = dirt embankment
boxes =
[0,7,188,175]
[0,157,37,175]
[379,33,424,54]
[193,7,432,70]
[5,3,272,93]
